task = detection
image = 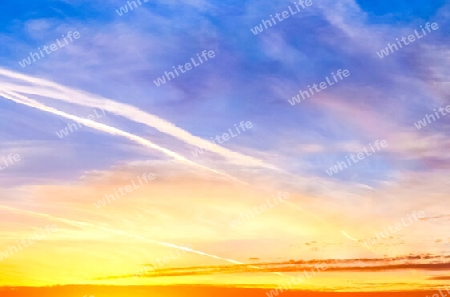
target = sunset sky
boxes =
[0,0,449,296]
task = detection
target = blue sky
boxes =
[0,0,449,187]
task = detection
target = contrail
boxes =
[284,200,380,254]
[0,204,90,228]
[340,230,358,242]
[0,90,246,185]
[340,231,379,253]
[0,204,282,276]
[0,67,277,170]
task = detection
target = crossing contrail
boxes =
[0,68,381,260]
[0,89,375,257]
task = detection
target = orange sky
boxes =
[0,161,449,292]
[0,286,448,297]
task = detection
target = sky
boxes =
[0,0,449,295]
